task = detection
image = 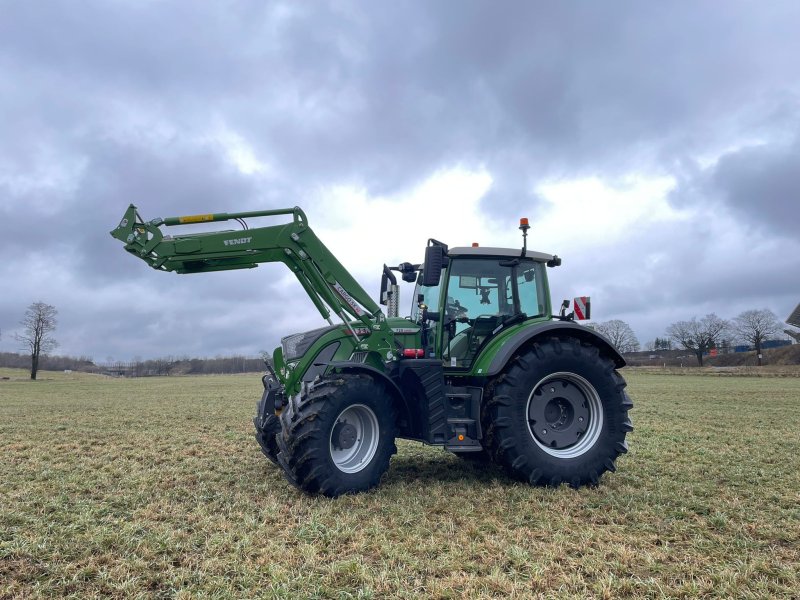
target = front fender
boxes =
[484,321,626,376]
[318,361,412,433]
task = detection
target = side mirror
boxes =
[559,299,570,318]
[421,244,446,287]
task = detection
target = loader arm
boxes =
[110,204,392,349]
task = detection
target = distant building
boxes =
[734,339,792,353]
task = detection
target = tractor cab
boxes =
[412,246,555,369]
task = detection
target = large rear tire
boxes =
[276,374,397,497]
[484,337,633,488]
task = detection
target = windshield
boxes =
[411,272,443,321]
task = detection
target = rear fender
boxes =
[485,321,625,376]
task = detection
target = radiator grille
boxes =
[349,351,368,363]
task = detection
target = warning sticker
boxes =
[333,282,364,316]
[178,214,214,224]
[573,296,590,320]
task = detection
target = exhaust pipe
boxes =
[380,264,400,317]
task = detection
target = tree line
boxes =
[2,301,267,379]
[664,309,787,366]
[594,308,790,367]
[104,355,267,376]
[0,351,267,377]
[3,301,794,379]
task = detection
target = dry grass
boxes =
[1,369,798,598]
[629,364,800,377]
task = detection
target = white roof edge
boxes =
[448,246,555,261]
[788,302,800,328]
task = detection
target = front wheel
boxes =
[484,337,633,488]
[276,374,397,497]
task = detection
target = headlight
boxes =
[281,325,336,361]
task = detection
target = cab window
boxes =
[441,257,545,367]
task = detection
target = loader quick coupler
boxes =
[257,373,284,415]
[273,390,287,413]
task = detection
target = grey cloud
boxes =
[2,1,800,359]
[1,134,262,284]
[7,1,799,201]
[668,131,800,237]
[711,139,800,236]
[547,209,800,345]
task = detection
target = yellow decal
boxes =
[178,214,214,224]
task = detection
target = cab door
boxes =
[439,258,515,368]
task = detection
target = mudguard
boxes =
[486,320,626,376]
[317,361,413,429]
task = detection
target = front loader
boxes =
[111,205,632,497]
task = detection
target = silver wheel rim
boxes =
[525,372,604,458]
[329,404,380,474]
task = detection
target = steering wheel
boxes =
[446,299,470,322]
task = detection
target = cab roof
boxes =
[448,246,555,262]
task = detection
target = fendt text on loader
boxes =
[111,205,632,497]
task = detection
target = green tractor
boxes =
[111,205,632,497]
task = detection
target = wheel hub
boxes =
[543,397,575,429]
[329,404,380,474]
[527,375,597,454]
[332,421,358,450]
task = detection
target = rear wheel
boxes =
[484,337,633,488]
[276,374,397,497]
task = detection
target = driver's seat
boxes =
[449,315,502,366]
[469,315,502,350]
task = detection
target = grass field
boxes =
[1,369,798,599]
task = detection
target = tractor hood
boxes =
[280,324,341,362]
[281,318,420,363]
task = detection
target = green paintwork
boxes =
[276,318,422,395]
[111,204,560,402]
[110,204,395,394]
[466,316,551,376]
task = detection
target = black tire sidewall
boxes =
[494,341,627,484]
[278,376,397,496]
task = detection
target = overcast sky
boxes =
[1,1,798,362]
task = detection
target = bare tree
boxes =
[733,309,783,366]
[14,302,58,380]
[666,313,728,366]
[595,319,640,353]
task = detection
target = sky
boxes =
[1,1,798,362]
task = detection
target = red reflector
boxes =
[573,296,590,320]
[402,349,425,358]
[471,242,479,247]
